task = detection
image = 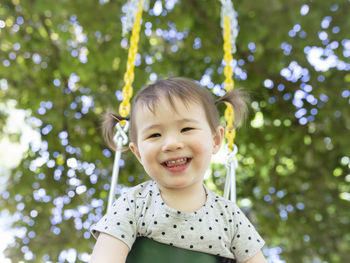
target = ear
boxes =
[212,126,224,154]
[129,142,142,164]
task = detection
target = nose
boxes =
[161,135,184,152]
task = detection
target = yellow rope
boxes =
[223,15,236,150]
[119,0,144,120]
[118,3,235,149]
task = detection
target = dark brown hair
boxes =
[103,77,248,150]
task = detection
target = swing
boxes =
[126,237,224,263]
[107,0,239,262]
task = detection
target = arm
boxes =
[243,250,267,263]
[90,233,130,263]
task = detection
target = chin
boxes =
[165,180,196,190]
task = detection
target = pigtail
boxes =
[102,110,129,151]
[215,89,249,128]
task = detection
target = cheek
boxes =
[193,142,213,160]
[138,144,154,165]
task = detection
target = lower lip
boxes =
[163,159,191,173]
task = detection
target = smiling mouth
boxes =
[162,157,192,168]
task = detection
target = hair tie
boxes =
[110,113,130,121]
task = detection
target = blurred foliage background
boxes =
[0,0,350,262]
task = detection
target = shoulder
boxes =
[112,180,158,215]
[204,185,243,218]
[121,180,156,200]
[205,185,237,209]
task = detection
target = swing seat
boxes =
[126,237,235,263]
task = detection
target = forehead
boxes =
[136,93,201,115]
[132,95,207,130]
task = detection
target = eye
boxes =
[181,127,194,133]
[148,133,161,138]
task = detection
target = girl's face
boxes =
[129,96,223,193]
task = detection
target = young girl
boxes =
[90,78,266,263]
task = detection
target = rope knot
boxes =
[225,143,238,169]
[113,121,130,147]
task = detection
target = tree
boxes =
[0,0,349,262]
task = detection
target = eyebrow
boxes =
[140,118,200,134]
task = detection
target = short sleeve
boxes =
[230,205,265,263]
[90,193,137,249]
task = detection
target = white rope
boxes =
[107,121,130,213]
[223,144,238,203]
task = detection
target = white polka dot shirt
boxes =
[91,180,265,262]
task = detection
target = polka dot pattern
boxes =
[90,180,264,262]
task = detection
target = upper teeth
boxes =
[165,158,187,164]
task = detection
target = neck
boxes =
[158,183,207,213]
